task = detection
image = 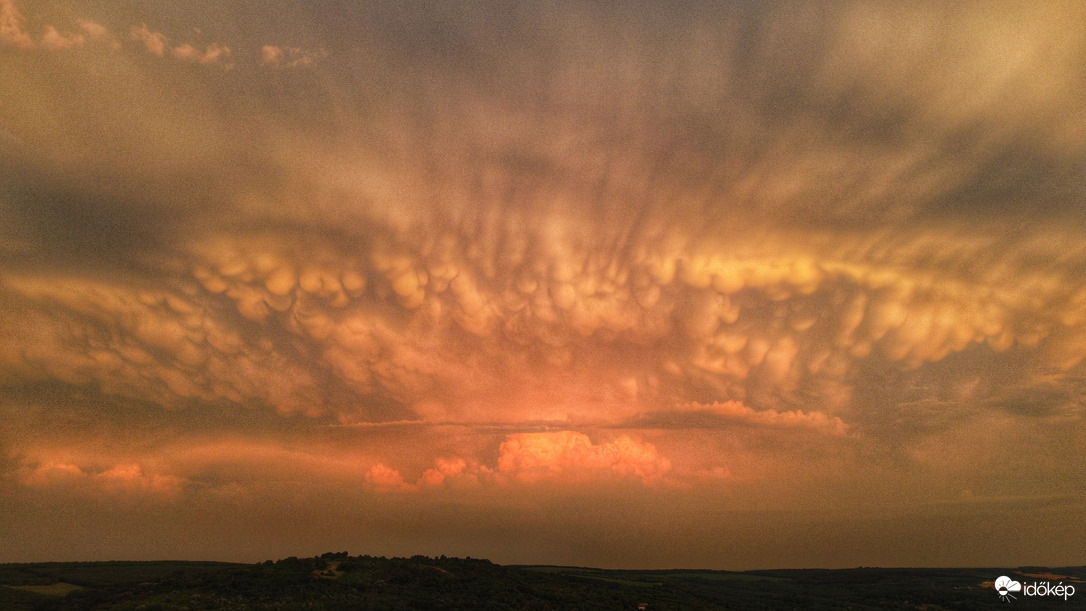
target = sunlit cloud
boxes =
[16,460,183,498]
[261,44,325,68]
[627,401,849,435]
[40,26,84,51]
[496,432,671,486]
[0,0,33,50]
[129,23,230,66]
[172,42,230,66]
[129,23,167,56]
[1,0,1084,568]
[37,21,115,51]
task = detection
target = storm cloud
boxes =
[1,0,1084,568]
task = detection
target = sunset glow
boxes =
[1,0,1084,569]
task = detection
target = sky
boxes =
[1,0,1085,570]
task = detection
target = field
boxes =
[1,554,1082,609]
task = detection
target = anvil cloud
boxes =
[1,0,1084,568]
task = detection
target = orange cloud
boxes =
[172,42,230,65]
[261,44,282,65]
[364,463,413,492]
[418,457,469,487]
[261,45,324,68]
[497,432,671,485]
[661,401,849,435]
[0,0,32,50]
[356,433,672,493]
[97,463,184,495]
[2,0,1086,569]
[16,460,182,497]
[40,26,84,51]
[129,23,167,56]
[38,21,115,51]
[128,23,230,66]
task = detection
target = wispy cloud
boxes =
[129,23,167,56]
[0,0,33,49]
[261,44,326,68]
[38,21,116,51]
[130,24,231,66]
[172,42,230,65]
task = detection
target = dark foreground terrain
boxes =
[1,553,1082,610]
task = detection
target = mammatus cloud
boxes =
[4,217,1080,427]
[1,0,1085,567]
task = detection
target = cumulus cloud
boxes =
[364,463,413,492]
[16,460,182,497]
[497,432,671,485]
[360,432,670,491]
[418,457,470,487]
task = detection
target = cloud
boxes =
[129,23,167,56]
[3,202,1085,435]
[40,26,84,51]
[38,21,115,51]
[359,432,671,491]
[261,44,325,68]
[2,2,309,71]
[172,42,230,66]
[78,20,112,44]
[260,44,281,65]
[0,0,113,52]
[16,460,182,497]
[1,0,1085,568]
[364,463,413,492]
[418,457,470,487]
[363,457,478,493]
[626,401,849,435]
[0,0,32,50]
[128,24,229,66]
[496,432,671,485]
[0,273,331,417]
